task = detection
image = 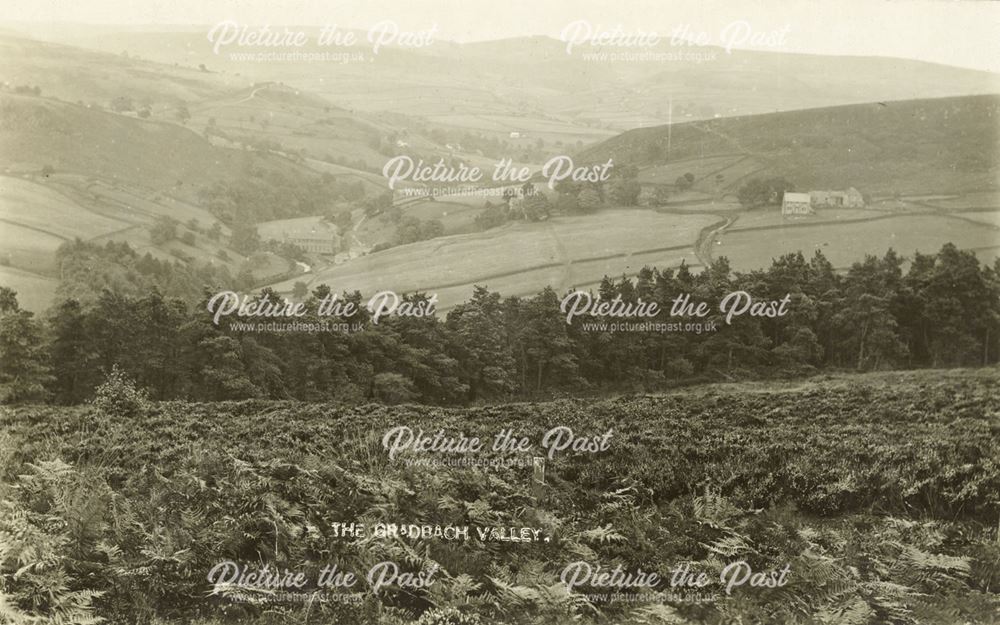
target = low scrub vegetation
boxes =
[1,368,998,624]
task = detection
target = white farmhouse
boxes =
[781,192,813,215]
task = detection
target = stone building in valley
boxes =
[781,192,813,215]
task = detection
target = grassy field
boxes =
[957,211,1000,227]
[726,207,887,231]
[0,265,58,310]
[304,158,387,194]
[716,213,1000,269]
[0,175,297,311]
[0,176,128,238]
[424,112,616,145]
[0,90,316,309]
[282,210,716,309]
[0,173,254,306]
[396,198,488,234]
[635,155,744,186]
[76,179,224,229]
[257,215,331,240]
[0,176,132,279]
[0,92,306,205]
[920,191,1000,210]
[0,224,65,275]
[190,86,393,171]
[283,193,1000,309]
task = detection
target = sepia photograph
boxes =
[0,0,998,623]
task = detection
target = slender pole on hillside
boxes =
[667,96,672,158]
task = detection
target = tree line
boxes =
[1,243,997,404]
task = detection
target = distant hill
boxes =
[0,33,518,174]
[0,34,243,107]
[579,94,1000,195]
[188,82,422,174]
[12,26,1000,134]
[0,91,299,195]
[0,87,351,313]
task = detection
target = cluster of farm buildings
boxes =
[251,186,865,257]
[782,188,865,215]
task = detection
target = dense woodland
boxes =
[1,240,997,405]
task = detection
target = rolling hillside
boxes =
[2,30,998,315]
[579,94,1000,196]
[14,25,1000,134]
[0,91,301,195]
[0,36,434,313]
[285,95,1000,307]
[274,209,713,310]
[0,89,333,310]
[0,33,241,109]
[0,34,455,175]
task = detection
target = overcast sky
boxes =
[6,0,1000,73]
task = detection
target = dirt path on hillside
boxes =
[543,221,573,292]
[694,216,735,266]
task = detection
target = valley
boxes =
[0,29,997,314]
[2,8,999,625]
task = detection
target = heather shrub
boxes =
[92,364,149,417]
